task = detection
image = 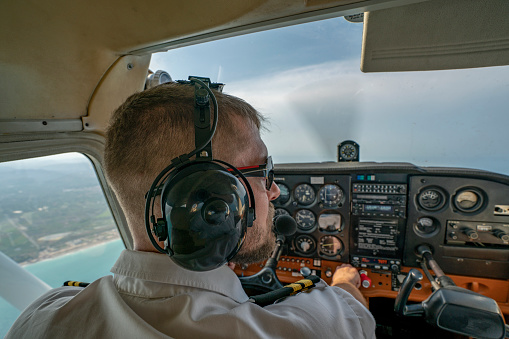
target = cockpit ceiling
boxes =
[0,0,421,126]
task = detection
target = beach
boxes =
[20,229,121,266]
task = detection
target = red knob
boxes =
[360,272,372,288]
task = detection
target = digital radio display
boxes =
[361,258,388,265]
[364,205,393,212]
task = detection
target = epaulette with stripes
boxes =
[248,275,320,307]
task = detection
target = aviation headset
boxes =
[144,77,256,271]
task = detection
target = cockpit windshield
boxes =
[150,17,509,175]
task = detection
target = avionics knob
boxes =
[325,268,333,278]
[449,231,458,240]
[463,228,479,240]
[359,270,372,288]
[351,258,360,267]
[493,230,509,242]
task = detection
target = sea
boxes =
[0,239,125,337]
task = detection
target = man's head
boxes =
[104,82,280,264]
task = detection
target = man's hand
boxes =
[331,264,368,308]
[332,264,361,288]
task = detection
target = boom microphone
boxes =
[273,215,297,237]
[265,215,296,270]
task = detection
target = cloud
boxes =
[225,61,509,173]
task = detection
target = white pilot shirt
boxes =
[6,250,376,339]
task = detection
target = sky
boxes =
[150,17,509,176]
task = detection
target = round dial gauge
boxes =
[339,144,358,161]
[274,208,290,218]
[417,188,446,211]
[454,189,483,212]
[295,235,316,255]
[294,184,316,205]
[319,235,343,257]
[318,213,342,232]
[414,217,438,236]
[274,183,290,205]
[319,184,344,207]
[295,209,316,231]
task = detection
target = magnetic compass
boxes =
[337,140,359,162]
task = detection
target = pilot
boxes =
[6,82,376,338]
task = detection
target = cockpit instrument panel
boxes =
[272,163,509,280]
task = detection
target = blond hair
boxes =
[104,82,264,247]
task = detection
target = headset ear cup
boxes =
[160,161,250,271]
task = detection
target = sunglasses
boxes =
[231,156,274,191]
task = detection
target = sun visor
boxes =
[361,0,509,72]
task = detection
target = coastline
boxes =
[21,230,122,267]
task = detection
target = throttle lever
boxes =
[394,269,424,316]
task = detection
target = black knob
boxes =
[300,267,312,278]
[463,228,478,240]
[493,230,509,242]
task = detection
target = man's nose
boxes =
[268,181,280,201]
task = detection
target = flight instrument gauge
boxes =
[319,235,343,257]
[294,184,315,205]
[417,187,446,211]
[414,217,439,237]
[453,188,484,213]
[318,212,342,232]
[295,235,316,255]
[274,208,290,218]
[319,184,344,207]
[295,209,316,231]
[274,183,290,205]
[337,140,359,162]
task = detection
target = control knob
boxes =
[359,270,372,288]
[449,231,458,240]
[462,228,479,240]
[493,230,509,242]
[300,267,312,278]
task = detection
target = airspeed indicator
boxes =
[274,183,290,204]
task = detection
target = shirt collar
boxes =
[111,249,249,303]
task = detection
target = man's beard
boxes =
[232,203,276,265]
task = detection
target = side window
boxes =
[0,153,124,336]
